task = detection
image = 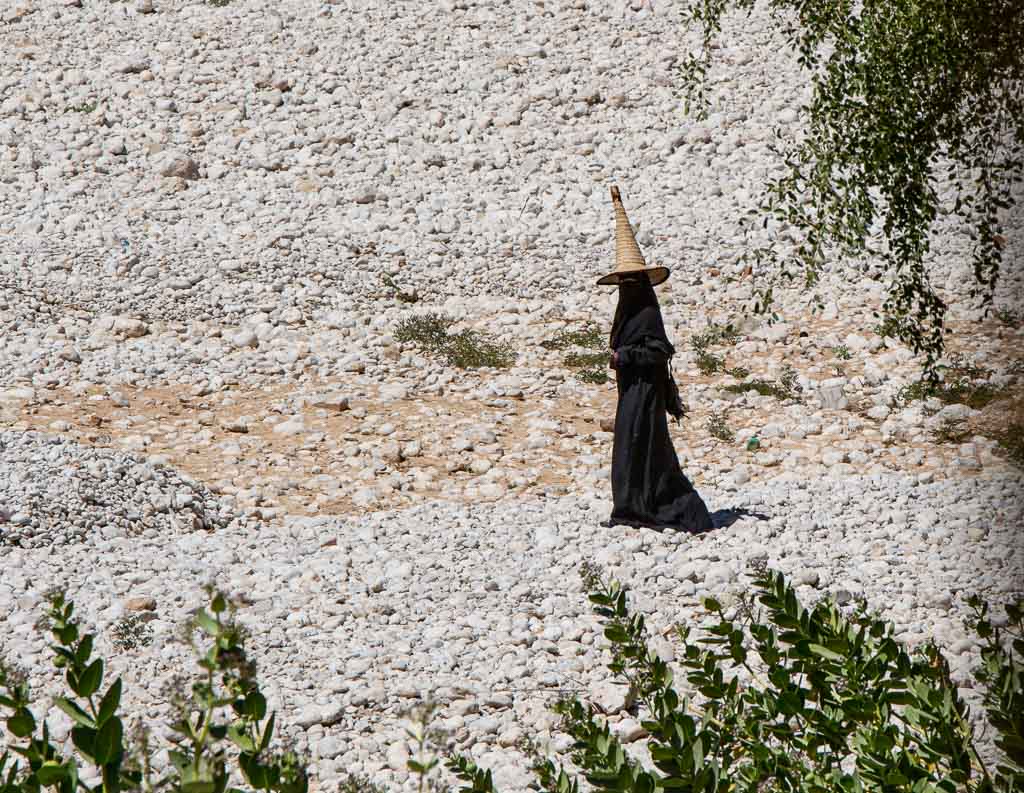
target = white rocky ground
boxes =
[1,0,1023,789]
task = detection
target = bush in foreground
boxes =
[0,590,306,793]
[453,567,1022,793]
[2,572,1021,793]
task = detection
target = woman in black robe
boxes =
[606,273,713,533]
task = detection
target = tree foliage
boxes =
[679,0,1024,377]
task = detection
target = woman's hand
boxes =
[609,350,619,369]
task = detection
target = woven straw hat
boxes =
[596,186,669,287]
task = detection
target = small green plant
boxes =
[395,314,515,370]
[690,324,741,376]
[896,354,1007,409]
[832,344,852,360]
[541,324,604,351]
[337,774,387,793]
[405,703,448,793]
[694,349,723,376]
[464,564,1024,792]
[994,307,1022,329]
[564,351,609,385]
[577,368,610,385]
[725,365,750,379]
[209,0,231,6]
[395,313,452,349]
[110,614,153,652]
[0,589,308,793]
[693,323,741,347]
[337,775,387,793]
[65,102,97,114]
[724,364,802,401]
[706,411,735,442]
[543,324,609,385]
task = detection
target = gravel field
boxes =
[1,0,1022,788]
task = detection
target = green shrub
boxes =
[542,324,609,385]
[395,314,515,370]
[832,345,853,360]
[994,308,1021,329]
[541,325,604,352]
[337,774,387,793]
[444,330,516,370]
[724,364,802,402]
[65,102,97,114]
[692,323,741,348]
[577,369,610,385]
[4,576,1023,793]
[690,325,741,377]
[896,355,1007,409]
[694,350,724,377]
[874,315,914,341]
[706,411,735,443]
[0,589,308,793]
[460,566,1024,793]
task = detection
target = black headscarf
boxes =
[609,276,674,355]
[609,275,685,422]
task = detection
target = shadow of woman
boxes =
[709,507,771,530]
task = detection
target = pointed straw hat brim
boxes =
[596,266,670,286]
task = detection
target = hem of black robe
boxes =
[604,515,712,535]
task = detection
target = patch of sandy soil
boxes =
[5,353,1020,523]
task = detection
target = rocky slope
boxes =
[1,0,1022,789]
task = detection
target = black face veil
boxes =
[609,276,672,354]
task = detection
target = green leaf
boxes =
[244,692,267,722]
[211,594,227,614]
[195,610,219,637]
[93,716,123,765]
[71,726,97,761]
[55,698,96,729]
[97,679,121,727]
[259,713,276,753]
[245,762,268,789]
[36,761,66,786]
[74,635,94,668]
[603,625,628,643]
[809,643,844,661]
[168,751,190,772]
[6,712,35,738]
[692,736,704,771]
[227,724,256,754]
[182,781,216,793]
[77,660,103,699]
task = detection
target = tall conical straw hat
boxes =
[596,185,670,287]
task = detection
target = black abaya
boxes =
[609,280,713,533]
